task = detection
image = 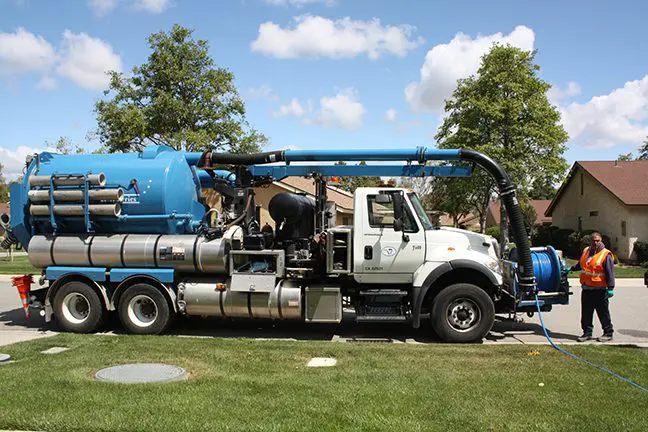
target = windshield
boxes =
[408,192,433,230]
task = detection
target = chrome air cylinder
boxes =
[27,234,230,273]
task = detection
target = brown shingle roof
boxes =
[546,160,648,216]
[489,199,552,225]
[579,160,648,205]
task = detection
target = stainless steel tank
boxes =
[27,234,229,273]
[178,278,302,319]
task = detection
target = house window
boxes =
[621,221,627,237]
[589,211,598,217]
[580,173,584,195]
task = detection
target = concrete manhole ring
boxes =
[95,363,187,384]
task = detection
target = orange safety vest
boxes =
[579,247,611,288]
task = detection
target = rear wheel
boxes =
[118,283,173,335]
[430,283,495,343]
[53,281,105,333]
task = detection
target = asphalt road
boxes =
[1,277,647,347]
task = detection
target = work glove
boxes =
[606,289,614,299]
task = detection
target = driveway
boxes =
[1,276,647,346]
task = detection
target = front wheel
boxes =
[118,283,173,335]
[430,283,495,343]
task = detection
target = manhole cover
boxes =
[95,363,187,384]
[0,353,10,363]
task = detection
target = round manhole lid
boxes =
[95,363,186,384]
[0,353,11,363]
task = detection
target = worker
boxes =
[569,232,615,342]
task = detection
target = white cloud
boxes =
[264,0,336,6]
[56,30,122,91]
[272,98,306,118]
[385,108,397,122]
[88,0,118,16]
[36,75,57,90]
[272,89,366,130]
[307,88,366,129]
[251,15,424,59]
[560,75,648,149]
[133,0,170,13]
[405,25,535,112]
[0,28,56,75]
[547,81,581,105]
[0,145,46,181]
[247,84,279,101]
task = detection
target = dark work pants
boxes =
[581,289,613,336]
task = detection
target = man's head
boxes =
[590,232,603,248]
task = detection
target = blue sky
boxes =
[1,0,648,180]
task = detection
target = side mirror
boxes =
[393,192,403,221]
[393,219,403,232]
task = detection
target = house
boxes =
[201,177,355,229]
[486,200,552,228]
[545,160,648,261]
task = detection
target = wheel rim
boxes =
[127,295,158,328]
[61,293,91,325]
[446,297,481,332]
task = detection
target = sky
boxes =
[1,0,648,181]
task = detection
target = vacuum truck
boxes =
[0,145,570,342]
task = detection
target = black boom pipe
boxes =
[459,149,536,291]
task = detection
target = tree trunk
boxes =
[499,201,508,250]
[479,187,491,234]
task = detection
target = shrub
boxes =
[531,225,560,247]
[634,241,648,263]
[485,226,501,239]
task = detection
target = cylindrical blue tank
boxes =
[9,145,223,247]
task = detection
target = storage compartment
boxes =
[305,285,342,323]
[326,228,352,274]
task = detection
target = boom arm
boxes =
[197,146,537,292]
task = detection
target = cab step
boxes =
[356,315,409,322]
[359,289,408,297]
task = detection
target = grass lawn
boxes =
[0,335,647,431]
[0,255,40,275]
[564,258,646,278]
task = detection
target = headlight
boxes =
[485,258,502,274]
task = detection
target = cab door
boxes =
[353,190,426,284]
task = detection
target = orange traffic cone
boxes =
[11,275,33,318]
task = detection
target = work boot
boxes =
[597,334,613,342]
[577,334,593,342]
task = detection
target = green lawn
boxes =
[0,334,647,431]
[0,255,40,275]
[564,258,646,278]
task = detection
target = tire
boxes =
[118,283,173,335]
[53,281,105,333]
[430,283,495,343]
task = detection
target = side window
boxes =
[367,193,418,232]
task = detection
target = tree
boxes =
[47,136,86,155]
[333,161,381,193]
[638,139,648,160]
[528,177,558,200]
[95,24,267,153]
[0,163,8,202]
[617,152,634,161]
[435,44,568,244]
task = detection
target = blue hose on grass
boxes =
[534,294,648,393]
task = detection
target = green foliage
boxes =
[617,152,634,161]
[639,139,648,160]
[0,162,7,202]
[435,44,569,236]
[333,161,381,193]
[633,241,648,262]
[528,177,558,200]
[535,226,614,258]
[47,136,86,155]
[485,226,501,239]
[531,225,560,247]
[95,24,266,153]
